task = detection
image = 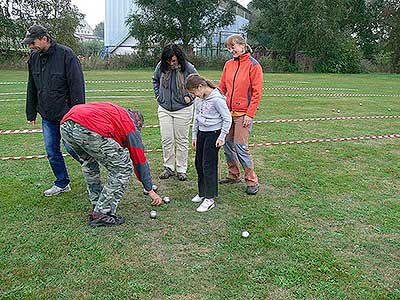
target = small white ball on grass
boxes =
[241,231,250,238]
[150,210,157,219]
[163,196,170,204]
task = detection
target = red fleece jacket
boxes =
[218,52,263,118]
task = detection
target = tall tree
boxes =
[93,21,104,40]
[0,0,83,51]
[248,0,364,72]
[380,0,400,72]
[126,0,236,51]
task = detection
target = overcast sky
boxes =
[71,0,251,28]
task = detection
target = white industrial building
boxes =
[103,0,252,56]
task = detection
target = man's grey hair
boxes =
[129,110,144,129]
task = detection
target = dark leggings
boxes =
[195,130,221,199]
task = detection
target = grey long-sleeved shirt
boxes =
[192,88,232,141]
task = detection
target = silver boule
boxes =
[150,210,157,219]
[241,231,250,238]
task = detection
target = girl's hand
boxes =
[192,139,197,149]
[184,96,191,103]
[243,115,253,127]
[216,139,225,147]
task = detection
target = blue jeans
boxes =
[42,119,80,188]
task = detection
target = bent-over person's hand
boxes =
[243,115,253,128]
[192,139,197,149]
[28,120,36,126]
[216,139,225,147]
[148,190,162,206]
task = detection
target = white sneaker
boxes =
[44,184,71,197]
[196,198,215,212]
[191,194,204,203]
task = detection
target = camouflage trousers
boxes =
[60,120,133,214]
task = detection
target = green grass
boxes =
[0,70,399,300]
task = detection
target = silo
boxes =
[104,0,137,55]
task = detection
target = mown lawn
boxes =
[0,70,399,300]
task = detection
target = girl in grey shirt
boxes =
[186,74,232,212]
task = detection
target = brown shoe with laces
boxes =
[177,172,187,181]
[219,177,241,184]
[159,167,175,179]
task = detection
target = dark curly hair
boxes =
[160,44,187,73]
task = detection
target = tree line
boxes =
[0,0,82,51]
[1,0,398,73]
[247,0,400,73]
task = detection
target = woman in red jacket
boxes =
[218,34,264,195]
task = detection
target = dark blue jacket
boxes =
[26,43,85,122]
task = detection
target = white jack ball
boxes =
[163,196,170,204]
[241,231,250,238]
[150,210,157,219]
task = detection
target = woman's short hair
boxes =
[225,34,252,53]
[160,44,187,73]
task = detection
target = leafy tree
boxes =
[126,0,236,51]
[78,39,103,57]
[354,0,399,72]
[93,21,104,40]
[0,0,83,51]
[248,0,365,72]
[380,0,400,72]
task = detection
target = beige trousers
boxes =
[158,105,193,173]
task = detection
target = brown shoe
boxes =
[159,167,175,179]
[246,183,259,195]
[219,177,241,184]
[177,172,187,181]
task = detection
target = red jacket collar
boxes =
[234,52,250,61]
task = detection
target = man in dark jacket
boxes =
[22,25,85,197]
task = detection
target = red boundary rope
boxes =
[1,134,398,161]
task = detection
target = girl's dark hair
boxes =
[185,73,217,90]
[160,44,187,73]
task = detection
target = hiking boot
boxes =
[219,177,241,184]
[196,198,215,213]
[159,167,175,179]
[246,183,260,195]
[177,172,187,181]
[89,212,125,227]
[191,194,204,203]
[44,184,71,197]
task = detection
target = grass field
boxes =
[0,70,399,300]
